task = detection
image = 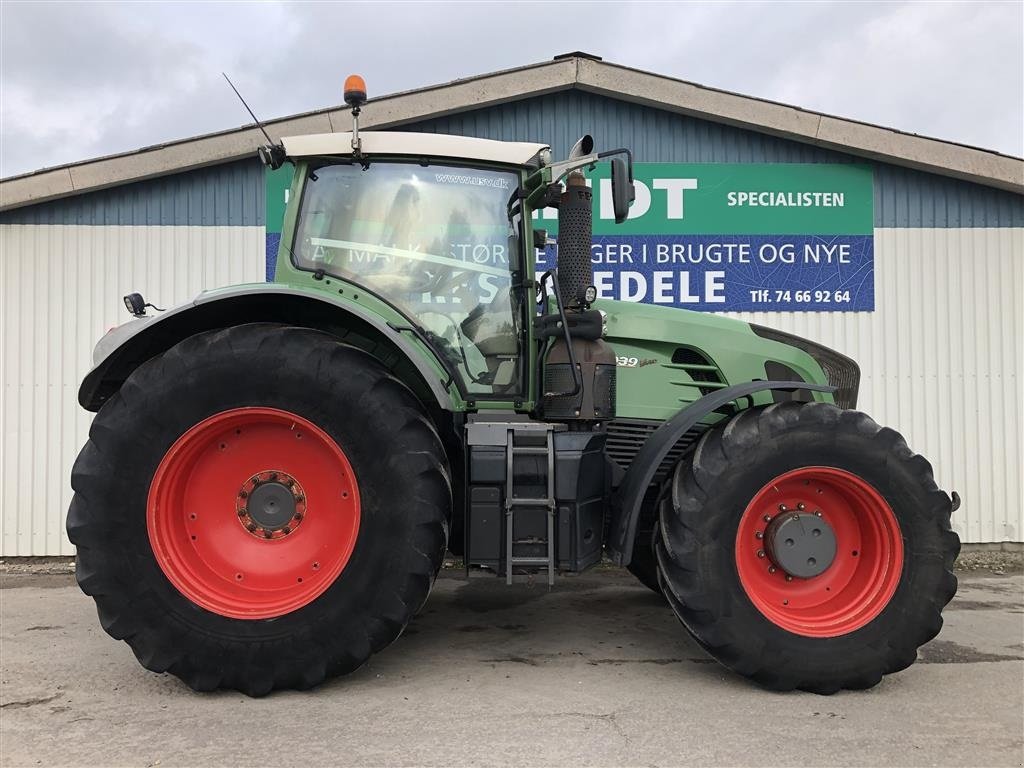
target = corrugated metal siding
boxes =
[0,159,265,227]
[404,91,1024,229]
[0,224,265,555]
[727,227,1024,544]
[1,88,1022,554]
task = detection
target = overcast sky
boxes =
[1,1,1021,178]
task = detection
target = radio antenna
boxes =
[222,72,274,146]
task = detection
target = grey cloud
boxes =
[1,1,1021,178]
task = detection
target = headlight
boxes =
[751,325,861,409]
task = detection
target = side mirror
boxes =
[610,156,635,224]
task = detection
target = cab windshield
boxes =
[292,161,525,396]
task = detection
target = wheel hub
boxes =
[148,408,360,620]
[735,466,904,637]
[236,470,306,539]
[765,509,836,578]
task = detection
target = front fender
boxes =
[79,284,459,412]
[607,380,835,566]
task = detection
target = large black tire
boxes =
[68,324,450,696]
[655,402,959,694]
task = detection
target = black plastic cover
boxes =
[752,325,861,409]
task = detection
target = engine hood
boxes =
[594,299,834,421]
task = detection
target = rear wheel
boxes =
[68,324,450,696]
[655,402,959,693]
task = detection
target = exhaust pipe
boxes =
[556,171,593,307]
[542,146,616,425]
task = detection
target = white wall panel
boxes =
[1,224,1021,554]
[727,227,1023,544]
[1,224,265,556]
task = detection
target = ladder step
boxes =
[504,425,556,587]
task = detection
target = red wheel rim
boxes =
[147,407,360,619]
[735,467,903,638]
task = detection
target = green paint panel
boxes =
[599,299,833,421]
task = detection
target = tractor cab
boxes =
[269,118,635,409]
[276,130,548,397]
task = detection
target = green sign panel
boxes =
[536,163,873,235]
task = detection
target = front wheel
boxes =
[655,402,959,693]
[68,324,451,696]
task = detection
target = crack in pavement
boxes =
[1,693,61,710]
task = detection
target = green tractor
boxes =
[68,77,960,696]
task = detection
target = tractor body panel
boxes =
[597,298,833,421]
[78,282,465,413]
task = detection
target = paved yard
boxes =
[2,567,1022,767]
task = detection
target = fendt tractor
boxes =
[68,76,960,697]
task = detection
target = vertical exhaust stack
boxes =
[541,153,617,426]
[556,171,594,307]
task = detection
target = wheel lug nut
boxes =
[785,575,793,582]
[247,523,257,532]
[755,531,763,540]
[757,550,766,558]
[237,509,246,517]
[768,566,777,574]
[778,504,787,512]
[282,526,291,535]
[262,530,273,539]
[238,490,248,499]
[814,510,823,517]
[293,512,303,521]
[763,514,772,523]
[797,503,805,511]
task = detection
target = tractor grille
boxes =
[605,419,706,483]
[668,347,727,396]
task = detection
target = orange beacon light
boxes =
[344,75,367,108]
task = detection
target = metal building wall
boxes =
[0,160,265,555]
[1,91,1021,553]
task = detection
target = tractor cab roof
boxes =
[281,131,550,167]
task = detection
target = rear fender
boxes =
[607,380,835,566]
[79,284,458,413]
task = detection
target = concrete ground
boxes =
[1,568,1022,768]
